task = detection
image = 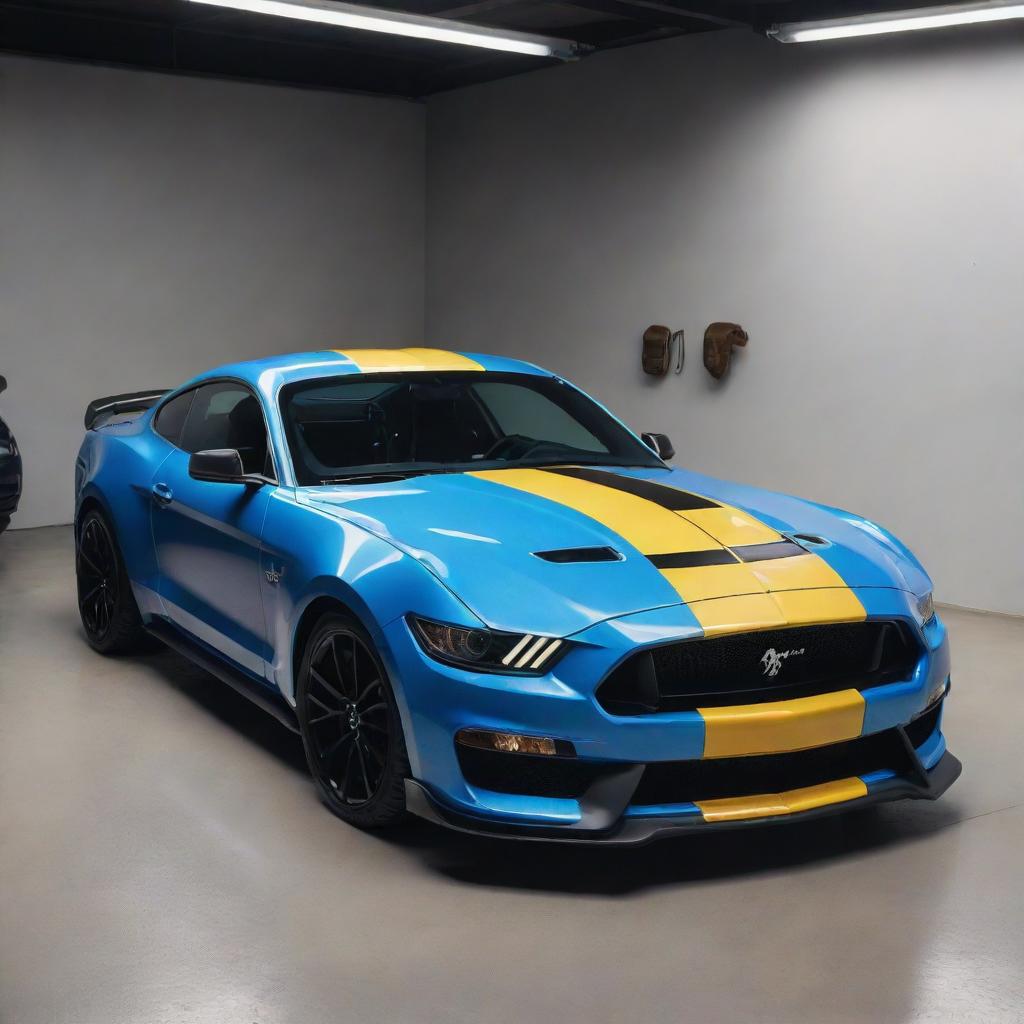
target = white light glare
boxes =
[769,1,1024,43]
[186,0,577,58]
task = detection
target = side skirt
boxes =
[146,618,299,734]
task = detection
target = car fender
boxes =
[76,422,173,614]
[260,488,483,719]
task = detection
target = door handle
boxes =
[151,482,173,506]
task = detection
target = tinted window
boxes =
[180,382,271,477]
[153,390,195,445]
[473,382,604,451]
[280,371,661,486]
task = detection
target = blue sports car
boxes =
[74,348,959,843]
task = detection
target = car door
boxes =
[150,380,275,676]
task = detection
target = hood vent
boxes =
[792,533,829,548]
[533,546,623,564]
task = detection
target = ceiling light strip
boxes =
[186,0,581,58]
[769,0,1024,42]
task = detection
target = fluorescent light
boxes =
[769,0,1024,43]
[186,0,580,58]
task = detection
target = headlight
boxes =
[916,592,935,624]
[409,615,567,674]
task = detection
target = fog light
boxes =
[927,676,950,707]
[456,728,576,757]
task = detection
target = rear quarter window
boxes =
[153,391,195,446]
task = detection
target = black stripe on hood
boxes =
[543,467,718,511]
[648,550,738,569]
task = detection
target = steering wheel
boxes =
[483,436,580,464]
[482,434,543,461]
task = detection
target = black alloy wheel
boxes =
[75,509,148,654]
[297,613,408,827]
[77,514,118,640]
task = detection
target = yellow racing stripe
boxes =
[696,776,868,822]
[749,553,847,592]
[333,348,483,372]
[770,588,867,627]
[683,594,788,635]
[468,468,717,556]
[687,589,866,637]
[684,506,781,547]
[467,466,866,637]
[698,689,866,758]
[660,562,769,603]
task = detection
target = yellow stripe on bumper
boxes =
[333,348,483,372]
[696,776,868,822]
[699,688,866,758]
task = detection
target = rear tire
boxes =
[76,509,149,654]
[296,612,409,828]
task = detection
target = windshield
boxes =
[279,371,663,485]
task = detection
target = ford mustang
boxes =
[74,348,959,843]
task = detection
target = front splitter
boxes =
[404,750,962,846]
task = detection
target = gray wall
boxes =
[0,54,425,529]
[426,28,1024,615]
[5,31,1023,614]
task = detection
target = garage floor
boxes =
[1,526,1022,1024]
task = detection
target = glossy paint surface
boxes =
[74,349,954,834]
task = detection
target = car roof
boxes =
[179,348,552,397]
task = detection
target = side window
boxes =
[180,383,272,477]
[153,390,195,446]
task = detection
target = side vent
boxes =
[533,546,623,564]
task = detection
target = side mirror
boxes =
[641,432,675,461]
[189,448,249,484]
[0,375,7,395]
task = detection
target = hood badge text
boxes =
[761,646,805,677]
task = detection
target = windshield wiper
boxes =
[320,472,416,485]
[516,458,664,470]
[319,468,449,485]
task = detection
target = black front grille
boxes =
[598,620,919,715]
[632,727,914,806]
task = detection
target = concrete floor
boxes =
[1,526,1022,1024]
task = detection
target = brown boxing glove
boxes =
[703,323,748,380]
[642,325,683,377]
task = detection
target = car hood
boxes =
[300,465,929,636]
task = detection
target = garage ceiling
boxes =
[0,1,955,98]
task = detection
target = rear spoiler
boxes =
[84,390,169,430]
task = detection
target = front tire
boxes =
[76,509,148,654]
[296,612,410,828]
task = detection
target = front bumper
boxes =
[382,594,957,843]
[405,748,961,845]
